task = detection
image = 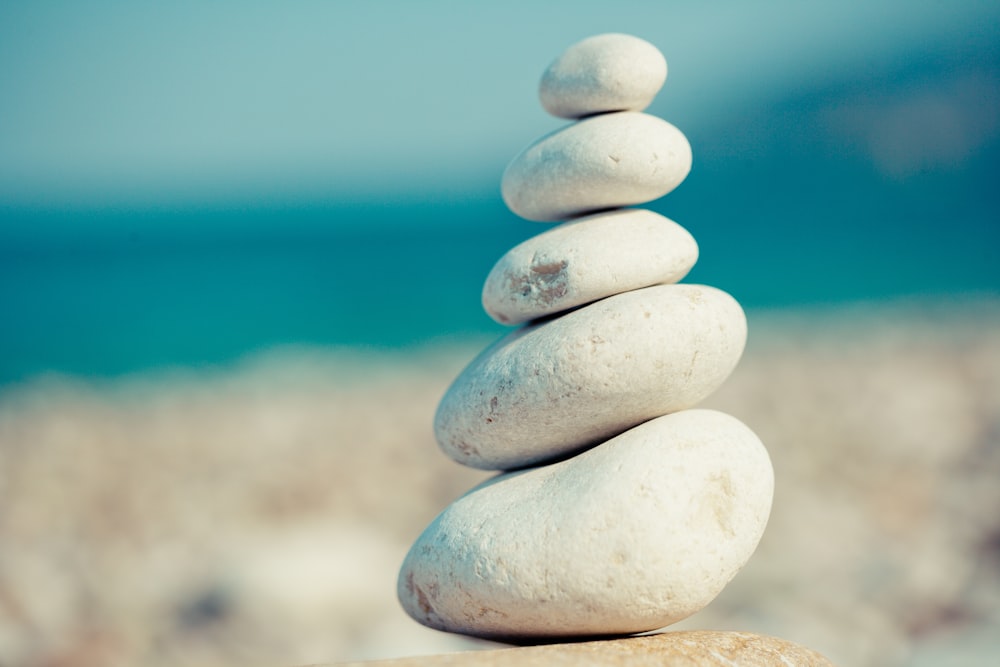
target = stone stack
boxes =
[397,34,774,641]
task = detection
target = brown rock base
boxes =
[326,631,836,666]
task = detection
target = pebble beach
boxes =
[2,3,998,665]
[1,295,998,667]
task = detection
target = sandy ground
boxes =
[1,296,998,667]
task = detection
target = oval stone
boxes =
[501,112,692,222]
[435,284,746,470]
[399,409,774,640]
[539,33,667,119]
[482,208,698,325]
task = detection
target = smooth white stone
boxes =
[501,112,692,222]
[399,409,774,640]
[435,284,746,470]
[482,208,698,325]
[539,33,667,119]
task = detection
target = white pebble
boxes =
[501,112,692,222]
[435,284,747,470]
[482,208,698,325]
[399,409,774,639]
[539,33,667,119]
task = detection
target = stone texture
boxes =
[330,631,836,666]
[435,284,747,470]
[539,33,667,119]
[482,208,698,325]
[399,410,774,640]
[501,112,692,222]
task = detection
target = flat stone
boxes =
[482,208,697,325]
[330,631,836,666]
[539,33,667,119]
[435,284,746,470]
[399,410,774,640]
[501,112,692,222]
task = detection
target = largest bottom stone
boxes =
[397,409,774,640]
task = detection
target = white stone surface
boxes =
[481,208,697,325]
[435,284,747,470]
[399,409,774,640]
[501,112,692,222]
[539,33,667,119]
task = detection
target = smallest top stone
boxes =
[539,33,667,119]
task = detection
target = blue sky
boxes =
[2,0,998,210]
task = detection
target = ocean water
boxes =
[2,41,998,386]
[2,175,996,387]
[0,205,515,384]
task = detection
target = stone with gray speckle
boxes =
[482,208,697,325]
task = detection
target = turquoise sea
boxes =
[2,157,996,386]
[2,36,998,386]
